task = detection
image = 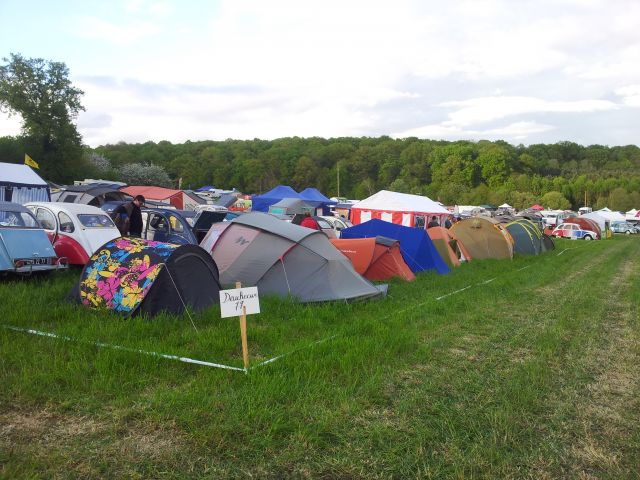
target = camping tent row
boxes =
[251,185,336,215]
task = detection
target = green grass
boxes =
[1,237,639,479]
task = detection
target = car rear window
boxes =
[0,210,39,228]
[77,214,115,228]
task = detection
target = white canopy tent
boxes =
[350,190,450,228]
[0,162,50,204]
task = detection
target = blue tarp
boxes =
[340,219,450,275]
[251,185,300,212]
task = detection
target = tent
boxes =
[330,236,415,281]
[121,186,203,210]
[53,185,130,206]
[299,188,337,215]
[71,238,221,316]
[450,217,514,260]
[506,219,544,255]
[339,219,450,274]
[268,198,315,215]
[349,190,451,229]
[530,204,544,211]
[0,162,50,203]
[251,185,300,213]
[200,212,387,303]
[427,226,472,268]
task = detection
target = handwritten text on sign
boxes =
[219,287,260,318]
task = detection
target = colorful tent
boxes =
[330,236,415,281]
[339,219,450,275]
[530,204,544,211]
[349,190,450,229]
[427,226,472,268]
[251,185,300,212]
[200,212,387,303]
[71,237,221,316]
[450,217,514,260]
[0,162,50,203]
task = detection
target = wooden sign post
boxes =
[219,283,260,372]
[236,282,249,370]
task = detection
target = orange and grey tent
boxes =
[331,236,415,281]
[427,226,472,268]
[450,217,514,260]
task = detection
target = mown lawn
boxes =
[1,236,639,479]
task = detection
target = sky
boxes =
[0,0,639,148]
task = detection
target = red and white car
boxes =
[551,222,598,241]
[25,202,121,265]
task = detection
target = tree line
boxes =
[1,53,639,211]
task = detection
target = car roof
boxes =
[25,202,108,215]
[0,201,31,213]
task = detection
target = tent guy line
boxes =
[1,325,246,372]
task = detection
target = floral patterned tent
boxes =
[72,237,221,316]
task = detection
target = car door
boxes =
[34,207,58,243]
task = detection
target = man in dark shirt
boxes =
[427,215,440,228]
[113,195,145,237]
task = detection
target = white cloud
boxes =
[75,16,161,45]
[0,114,22,137]
[615,84,640,107]
[395,121,554,141]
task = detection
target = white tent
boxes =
[595,208,625,222]
[0,162,50,204]
[498,203,512,209]
[350,190,450,228]
[626,209,639,221]
[582,212,608,232]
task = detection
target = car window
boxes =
[36,208,56,230]
[77,214,115,228]
[168,214,184,233]
[316,218,332,229]
[58,212,75,233]
[148,213,168,232]
[0,210,39,228]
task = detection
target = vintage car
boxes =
[140,208,227,244]
[551,222,598,240]
[0,202,65,274]
[611,221,639,235]
[320,215,353,237]
[25,202,121,265]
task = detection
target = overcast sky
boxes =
[1,0,639,148]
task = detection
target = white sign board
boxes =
[219,287,260,318]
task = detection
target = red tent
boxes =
[331,236,415,281]
[121,186,200,210]
[530,204,544,211]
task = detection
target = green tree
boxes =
[118,163,172,187]
[541,191,571,210]
[0,53,86,182]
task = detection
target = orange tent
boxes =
[427,226,472,268]
[331,236,415,281]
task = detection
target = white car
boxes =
[25,202,121,265]
[320,215,353,237]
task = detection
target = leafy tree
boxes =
[541,191,571,210]
[608,187,635,212]
[0,53,86,182]
[118,163,172,187]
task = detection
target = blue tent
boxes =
[340,219,450,274]
[299,188,337,215]
[251,185,300,212]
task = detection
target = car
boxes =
[551,222,598,240]
[0,201,66,274]
[320,215,353,237]
[25,202,121,265]
[611,221,638,235]
[290,214,338,239]
[140,208,227,244]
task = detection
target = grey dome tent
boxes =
[200,212,387,303]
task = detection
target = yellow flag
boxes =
[24,154,39,169]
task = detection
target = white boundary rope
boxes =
[2,325,246,372]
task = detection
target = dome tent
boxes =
[450,217,514,260]
[200,212,387,303]
[251,185,301,213]
[70,238,221,317]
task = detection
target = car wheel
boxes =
[584,235,593,241]
[626,230,631,235]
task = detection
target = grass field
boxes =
[1,236,639,479]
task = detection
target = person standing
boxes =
[112,195,145,237]
[427,215,439,228]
